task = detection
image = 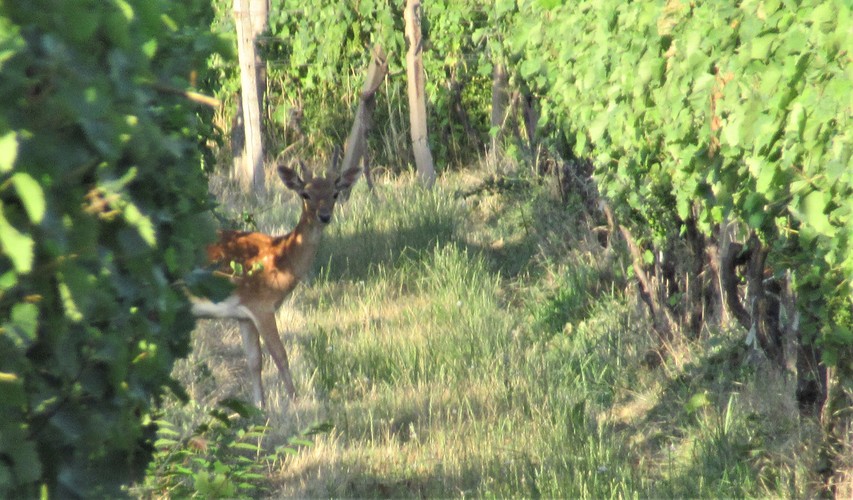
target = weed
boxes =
[132,398,330,498]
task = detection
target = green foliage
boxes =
[261,0,400,152]
[0,1,226,496]
[134,398,331,498]
[211,0,497,169]
[530,264,599,337]
[419,1,495,165]
[507,1,852,374]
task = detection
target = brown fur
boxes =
[193,163,360,407]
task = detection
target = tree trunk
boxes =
[787,279,827,417]
[250,0,267,123]
[744,233,784,366]
[520,92,538,157]
[234,0,266,192]
[602,203,674,342]
[340,44,388,198]
[683,214,706,338]
[490,62,509,156]
[404,0,436,188]
[231,91,245,179]
[446,71,479,153]
[704,230,724,328]
[721,240,751,330]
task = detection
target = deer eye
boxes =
[332,192,339,199]
[301,192,311,200]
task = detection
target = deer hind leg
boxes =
[237,319,265,408]
[255,310,297,399]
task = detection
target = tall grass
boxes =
[153,166,826,498]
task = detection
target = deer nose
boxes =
[319,213,332,224]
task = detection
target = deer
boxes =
[190,159,360,408]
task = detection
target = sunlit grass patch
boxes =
[303,242,513,397]
[317,175,465,281]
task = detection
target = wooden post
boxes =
[404,0,436,188]
[234,0,265,192]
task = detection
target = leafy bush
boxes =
[0,1,227,496]
[507,0,851,387]
[133,398,330,498]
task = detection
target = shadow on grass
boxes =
[279,387,548,499]
[621,333,816,498]
[280,454,490,498]
[314,171,606,284]
[315,203,541,284]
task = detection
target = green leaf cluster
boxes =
[252,0,403,157]
[0,1,225,496]
[507,1,851,365]
[134,398,330,498]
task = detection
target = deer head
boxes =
[277,160,361,225]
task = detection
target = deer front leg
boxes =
[255,310,297,400]
[238,319,265,408]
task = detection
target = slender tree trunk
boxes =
[704,229,724,328]
[490,62,509,156]
[743,233,785,366]
[683,214,706,338]
[340,44,388,198]
[520,92,538,157]
[721,237,751,330]
[787,278,827,417]
[602,203,674,341]
[404,0,436,188]
[234,0,266,192]
[444,66,478,148]
[231,92,245,179]
[250,0,267,121]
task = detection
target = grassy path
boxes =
[156,169,819,498]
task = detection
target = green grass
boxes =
[148,164,826,498]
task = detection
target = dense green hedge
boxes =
[0,1,225,496]
[508,0,851,371]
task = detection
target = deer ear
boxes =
[335,167,361,191]
[277,163,304,192]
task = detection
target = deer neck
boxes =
[277,214,326,279]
